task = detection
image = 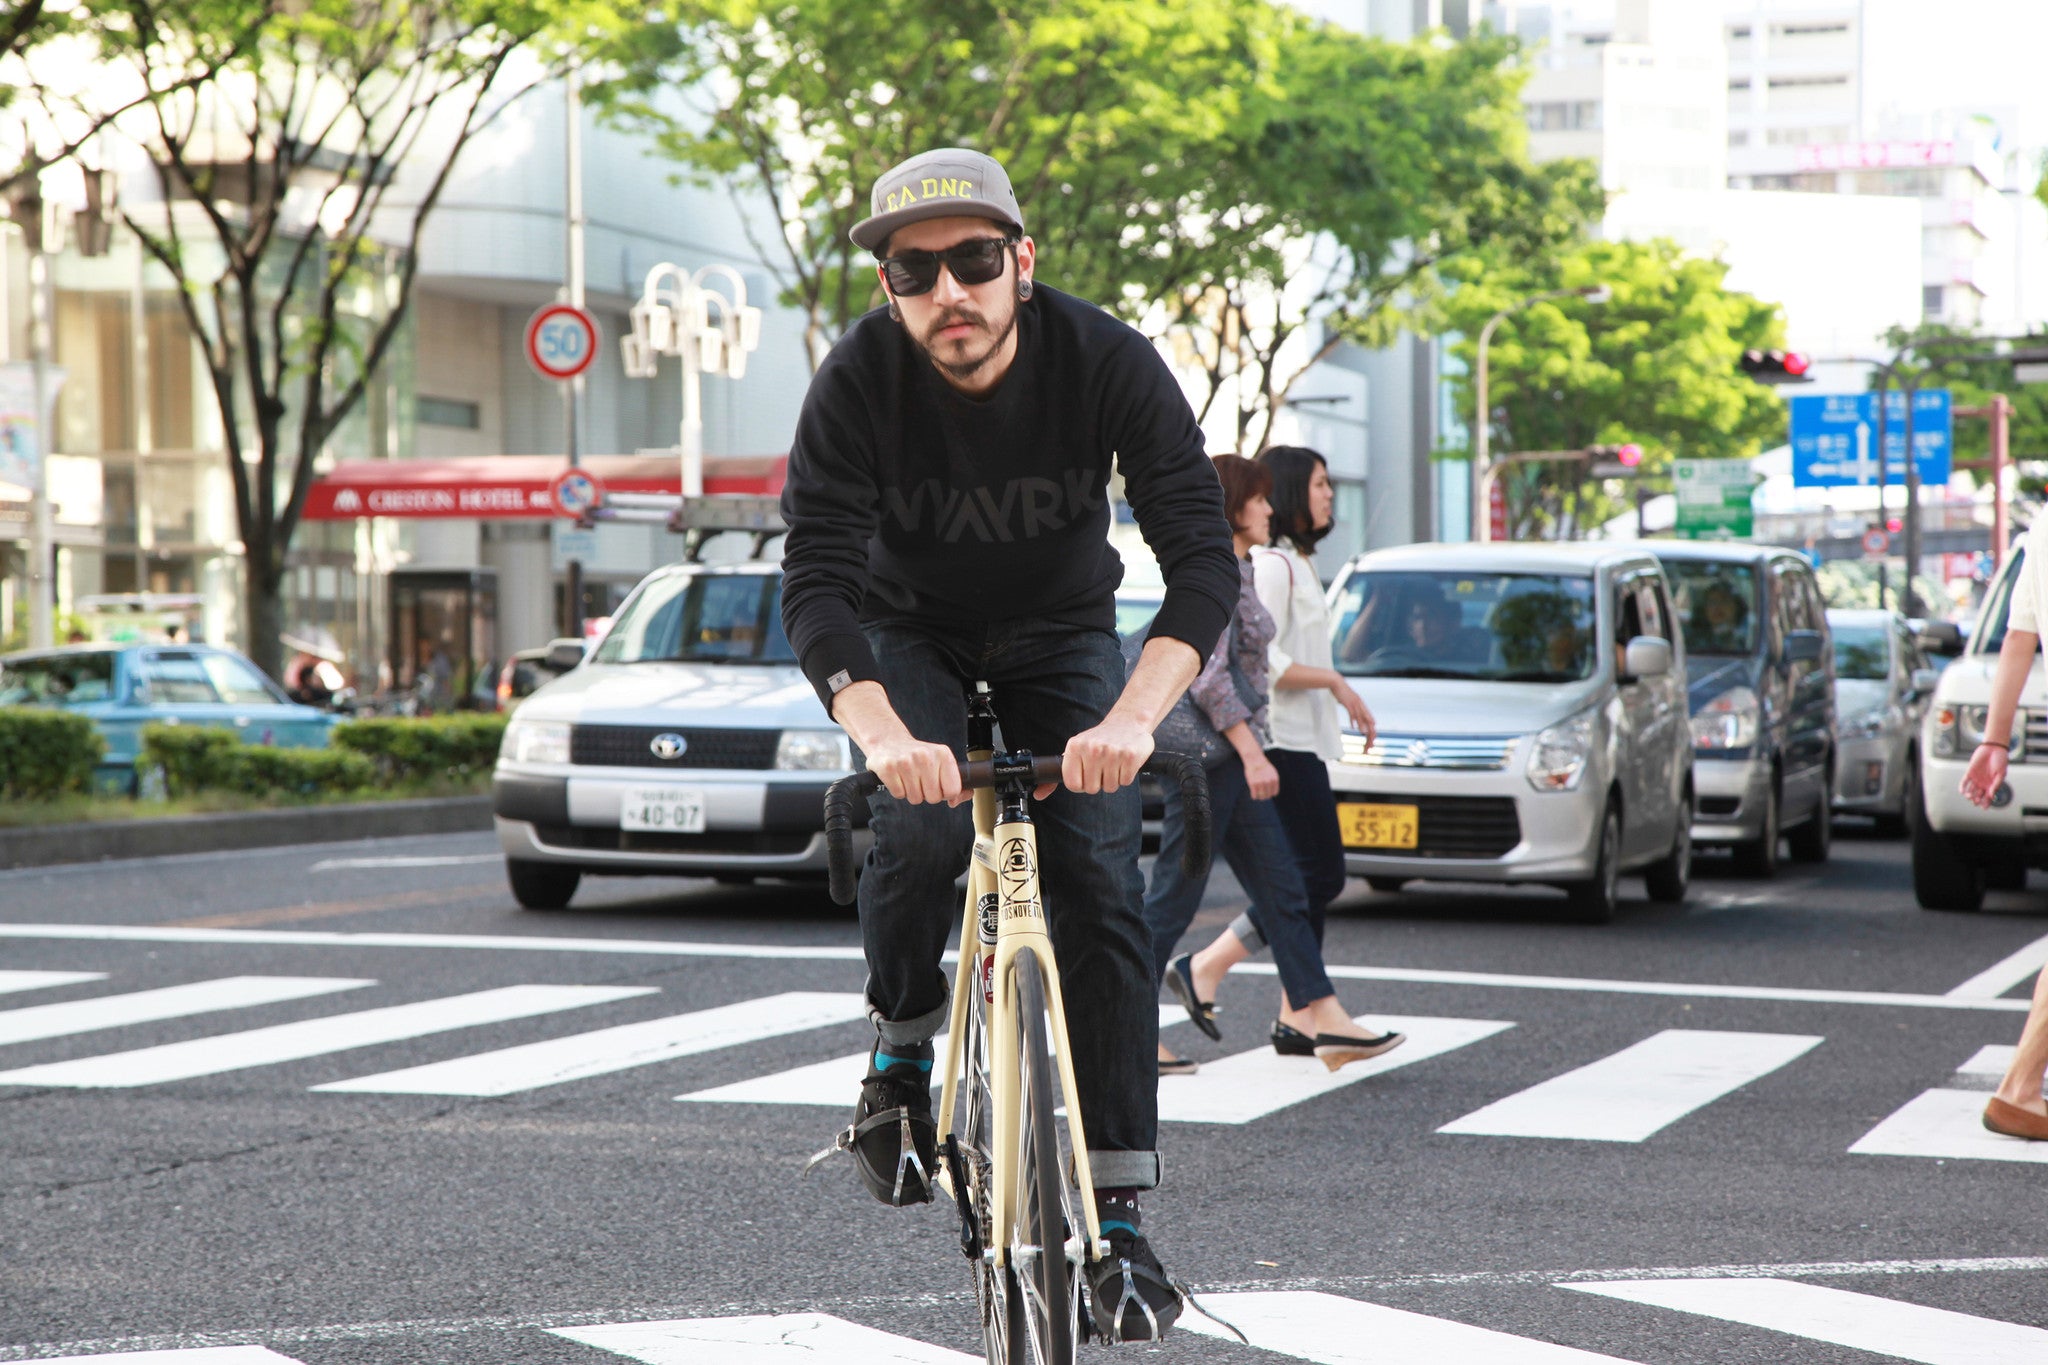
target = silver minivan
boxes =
[1324,543,1694,921]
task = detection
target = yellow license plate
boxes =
[1339,802,1420,850]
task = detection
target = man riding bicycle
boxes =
[779,147,1238,1341]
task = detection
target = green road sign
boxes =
[1672,458,1755,540]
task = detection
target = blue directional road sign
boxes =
[1789,390,1951,488]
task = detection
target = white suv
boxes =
[1914,548,2031,910]
[492,561,860,909]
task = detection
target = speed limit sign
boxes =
[525,303,599,382]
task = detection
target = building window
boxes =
[1729,79,1752,91]
[1767,75,1850,88]
[1923,285,1945,317]
[417,396,481,430]
[1730,26,1751,39]
[1526,100,1602,132]
[1778,22,1850,36]
[1729,130,1750,147]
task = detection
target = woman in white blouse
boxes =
[1166,447,1401,1060]
[1960,514,2048,1140]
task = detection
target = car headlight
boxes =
[1839,706,1890,741]
[1527,710,1595,792]
[502,719,571,765]
[1692,686,1759,751]
[775,728,852,771]
[1931,703,1988,758]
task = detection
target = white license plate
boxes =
[619,787,707,833]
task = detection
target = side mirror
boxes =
[1908,667,1940,698]
[1783,630,1823,665]
[1917,620,1964,657]
[545,638,587,671]
[1623,636,1672,679]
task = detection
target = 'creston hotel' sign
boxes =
[332,486,551,516]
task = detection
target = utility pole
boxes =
[562,62,586,639]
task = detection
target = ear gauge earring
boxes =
[1016,277,1034,301]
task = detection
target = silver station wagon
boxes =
[1325,542,1695,921]
[491,560,860,909]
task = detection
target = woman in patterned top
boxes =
[1143,454,1405,1074]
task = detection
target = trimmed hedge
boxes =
[332,714,507,785]
[141,725,375,799]
[0,708,105,800]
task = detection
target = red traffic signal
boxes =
[1740,349,1814,383]
[1616,442,1643,467]
[1585,443,1645,477]
[1886,516,1903,534]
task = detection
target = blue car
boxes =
[0,643,338,793]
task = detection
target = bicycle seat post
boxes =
[966,680,997,755]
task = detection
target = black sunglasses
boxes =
[879,235,1017,297]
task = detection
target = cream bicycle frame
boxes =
[934,746,1107,1272]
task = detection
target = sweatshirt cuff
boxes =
[1147,589,1232,665]
[800,632,885,713]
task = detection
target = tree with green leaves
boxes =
[27,0,605,678]
[1876,321,2048,484]
[595,1,1594,449]
[1441,236,1789,540]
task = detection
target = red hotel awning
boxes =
[303,454,787,520]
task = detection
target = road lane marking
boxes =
[7,1255,2048,1360]
[1437,1029,1822,1142]
[1958,1044,2017,1079]
[1156,1016,1514,1125]
[553,1314,977,1364]
[1849,1088,2048,1164]
[0,970,103,996]
[1569,1277,2048,1363]
[30,1351,307,1364]
[0,985,650,1088]
[315,992,865,1096]
[162,884,503,930]
[0,977,371,1047]
[308,854,501,870]
[1946,930,2048,998]
[1183,1290,1642,1362]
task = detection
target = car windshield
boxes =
[1832,624,1890,680]
[591,572,795,664]
[0,652,117,705]
[1974,547,2025,655]
[1665,561,1759,656]
[1332,571,1599,682]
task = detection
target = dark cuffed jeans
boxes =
[1143,751,1337,1012]
[854,617,1161,1191]
[1231,746,1348,955]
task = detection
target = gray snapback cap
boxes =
[849,148,1024,253]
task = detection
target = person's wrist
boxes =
[1978,739,2012,752]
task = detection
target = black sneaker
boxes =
[1085,1225,1182,1342]
[847,1062,936,1206]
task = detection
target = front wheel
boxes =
[1730,780,1780,879]
[506,859,580,910]
[1786,780,1832,864]
[1563,803,1621,923]
[1643,789,1692,905]
[1910,769,1985,912]
[1002,949,1078,1365]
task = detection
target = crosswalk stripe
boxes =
[1849,1088,2048,1163]
[0,977,372,1047]
[315,992,866,1096]
[1157,1016,1514,1125]
[0,970,105,996]
[0,985,649,1088]
[1568,1277,2048,1363]
[552,1312,979,1364]
[1183,1289,1643,1362]
[1436,1029,1822,1142]
[1958,1044,2016,1080]
[28,1350,306,1363]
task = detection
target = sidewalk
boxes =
[0,796,494,871]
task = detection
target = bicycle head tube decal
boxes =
[997,833,1045,921]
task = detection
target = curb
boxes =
[0,796,495,871]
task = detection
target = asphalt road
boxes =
[3,824,2047,1363]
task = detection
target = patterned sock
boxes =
[869,1038,934,1076]
[1096,1187,1142,1237]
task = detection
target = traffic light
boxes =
[1740,349,1812,382]
[1586,442,1644,478]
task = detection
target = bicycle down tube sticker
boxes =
[998,836,1043,920]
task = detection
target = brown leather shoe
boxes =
[1982,1096,2048,1140]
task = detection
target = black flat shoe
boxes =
[1157,1050,1199,1076]
[1165,953,1222,1042]
[1270,1020,1316,1057]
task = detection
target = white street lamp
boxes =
[1473,283,1610,543]
[622,263,763,498]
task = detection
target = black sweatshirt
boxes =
[779,284,1239,710]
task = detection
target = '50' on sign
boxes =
[525,304,600,381]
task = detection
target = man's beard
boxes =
[911,296,1019,384]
